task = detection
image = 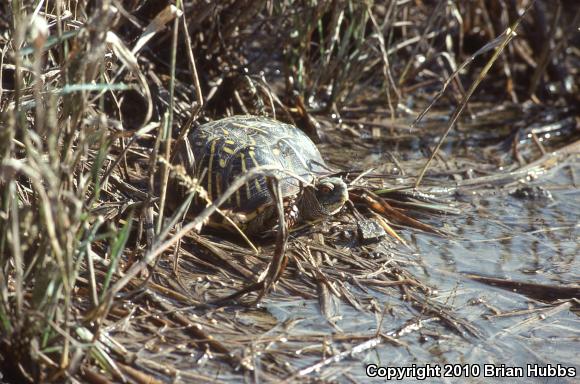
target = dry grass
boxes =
[0,0,578,382]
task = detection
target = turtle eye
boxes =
[318,184,333,194]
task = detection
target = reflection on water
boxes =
[409,166,580,376]
[262,151,579,382]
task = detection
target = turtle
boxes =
[189,115,349,235]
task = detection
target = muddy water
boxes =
[260,131,579,382]
[408,166,579,380]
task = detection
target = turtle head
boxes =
[298,177,348,221]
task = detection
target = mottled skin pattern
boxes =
[190,115,348,234]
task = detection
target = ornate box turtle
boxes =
[190,115,348,234]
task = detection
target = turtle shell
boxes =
[191,115,329,212]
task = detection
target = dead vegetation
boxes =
[0,0,578,382]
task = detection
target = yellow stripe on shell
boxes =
[235,190,241,208]
[247,148,258,164]
[239,152,252,203]
[240,152,247,172]
[246,149,264,205]
[215,173,222,198]
[254,178,261,193]
[207,140,217,198]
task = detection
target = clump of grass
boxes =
[0,1,157,381]
[178,0,579,118]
